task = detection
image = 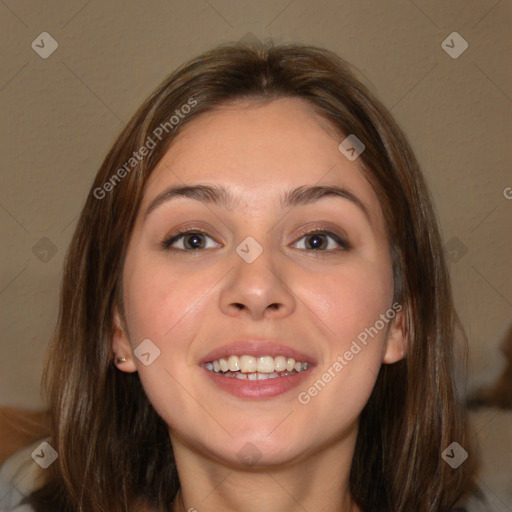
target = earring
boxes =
[115,357,127,364]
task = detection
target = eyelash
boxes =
[160,226,351,253]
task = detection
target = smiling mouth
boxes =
[203,354,311,380]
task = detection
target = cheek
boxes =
[301,258,394,349]
[294,258,394,409]
[122,252,212,343]
[121,255,209,429]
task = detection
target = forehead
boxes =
[143,97,382,222]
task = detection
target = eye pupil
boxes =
[307,234,326,250]
[185,233,204,249]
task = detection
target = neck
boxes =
[171,489,359,512]
[168,427,361,512]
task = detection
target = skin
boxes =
[112,97,407,512]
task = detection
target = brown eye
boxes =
[161,230,219,251]
[305,233,328,250]
[293,230,350,252]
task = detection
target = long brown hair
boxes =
[23,40,478,512]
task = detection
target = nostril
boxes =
[231,302,280,311]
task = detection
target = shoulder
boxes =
[451,487,498,512]
[0,438,49,512]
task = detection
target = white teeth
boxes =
[274,356,287,371]
[219,358,229,372]
[204,354,311,377]
[228,355,240,371]
[239,355,257,373]
[257,356,275,373]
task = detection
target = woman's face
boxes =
[113,97,406,467]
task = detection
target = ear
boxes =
[382,307,409,364]
[112,305,138,373]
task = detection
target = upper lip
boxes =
[199,339,317,365]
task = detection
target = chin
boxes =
[210,441,307,470]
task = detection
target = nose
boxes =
[219,241,296,321]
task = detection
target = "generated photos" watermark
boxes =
[297,302,402,405]
[93,97,198,200]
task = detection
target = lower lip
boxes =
[202,367,313,399]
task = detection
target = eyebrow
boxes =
[143,183,371,223]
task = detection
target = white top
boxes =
[0,438,48,512]
[0,438,493,511]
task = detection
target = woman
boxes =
[1,40,485,511]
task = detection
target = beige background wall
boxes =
[1,0,511,503]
